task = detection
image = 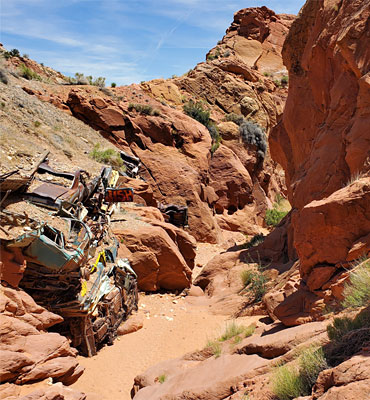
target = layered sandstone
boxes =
[268,0,370,325]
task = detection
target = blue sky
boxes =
[0,0,305,85]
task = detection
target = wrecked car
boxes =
[8,219,138,356]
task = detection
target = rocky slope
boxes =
[5,7,293,244]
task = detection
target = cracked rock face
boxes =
[268,0,370,325]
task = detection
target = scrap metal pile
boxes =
[0,152,138,356]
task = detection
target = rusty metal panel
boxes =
[104,187,134,203]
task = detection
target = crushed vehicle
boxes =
[1,154,139,356]
[120,150,141,178]
[158,203,189,228]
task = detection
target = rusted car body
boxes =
[11,221,137,356]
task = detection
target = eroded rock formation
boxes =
[268,0,370,325]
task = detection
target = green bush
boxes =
[342,259,370,308]
[239,121,267,159]
[111,82,116,88]
[89,144,124,169]
[225,112,244,126]
[248,271,268,302]
[19,64,41,81]
[128,103,161,116]
[4,48,20,59]
[265,208,288,226]
[183,100,210,126]
[158,374,167,384]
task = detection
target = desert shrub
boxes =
[157,374,167,383]
[22,53,29,59]
[325,307,370,365]
[265,208,288,226]
[89,144,124,169]
[0,69,8,84]
[208,124,221,154]
[4,48,20,59]
[93,76,106,87]
[128,102,161,116]
[272,346,327,400]
[281,75,289,87]
[223,50,231,57]
[183,100,210,126]
[342,259,370,308]
[225,112,244,126]
[239,121,267,159]
[34,121,41,128]
[19,64,41,81]
[248,271,268,302]
[111,82,116,88]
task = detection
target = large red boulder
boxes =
[114,224,192,292]
[0,285,83,386]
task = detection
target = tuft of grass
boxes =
[34,121,41,128]
[271,346,327,400]
[271,364,302,400]
[220,321,246,342]
[128,103,161,116]
[158,374,167,384]
[19,63,41,81]
[342,259,370,308]
[240,270,254,287]
[89,144,125,169]
[206,340,222,358]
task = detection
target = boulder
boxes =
[114,225,192,291]
[117,314,144,336]
[312,351,370,400]
[294,179,370,282]
[236,321,328,358]
[0,285,83,386]
[133,354,269,400]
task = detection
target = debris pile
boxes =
[0,152,138,356]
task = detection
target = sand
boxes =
[70,242,257,400]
